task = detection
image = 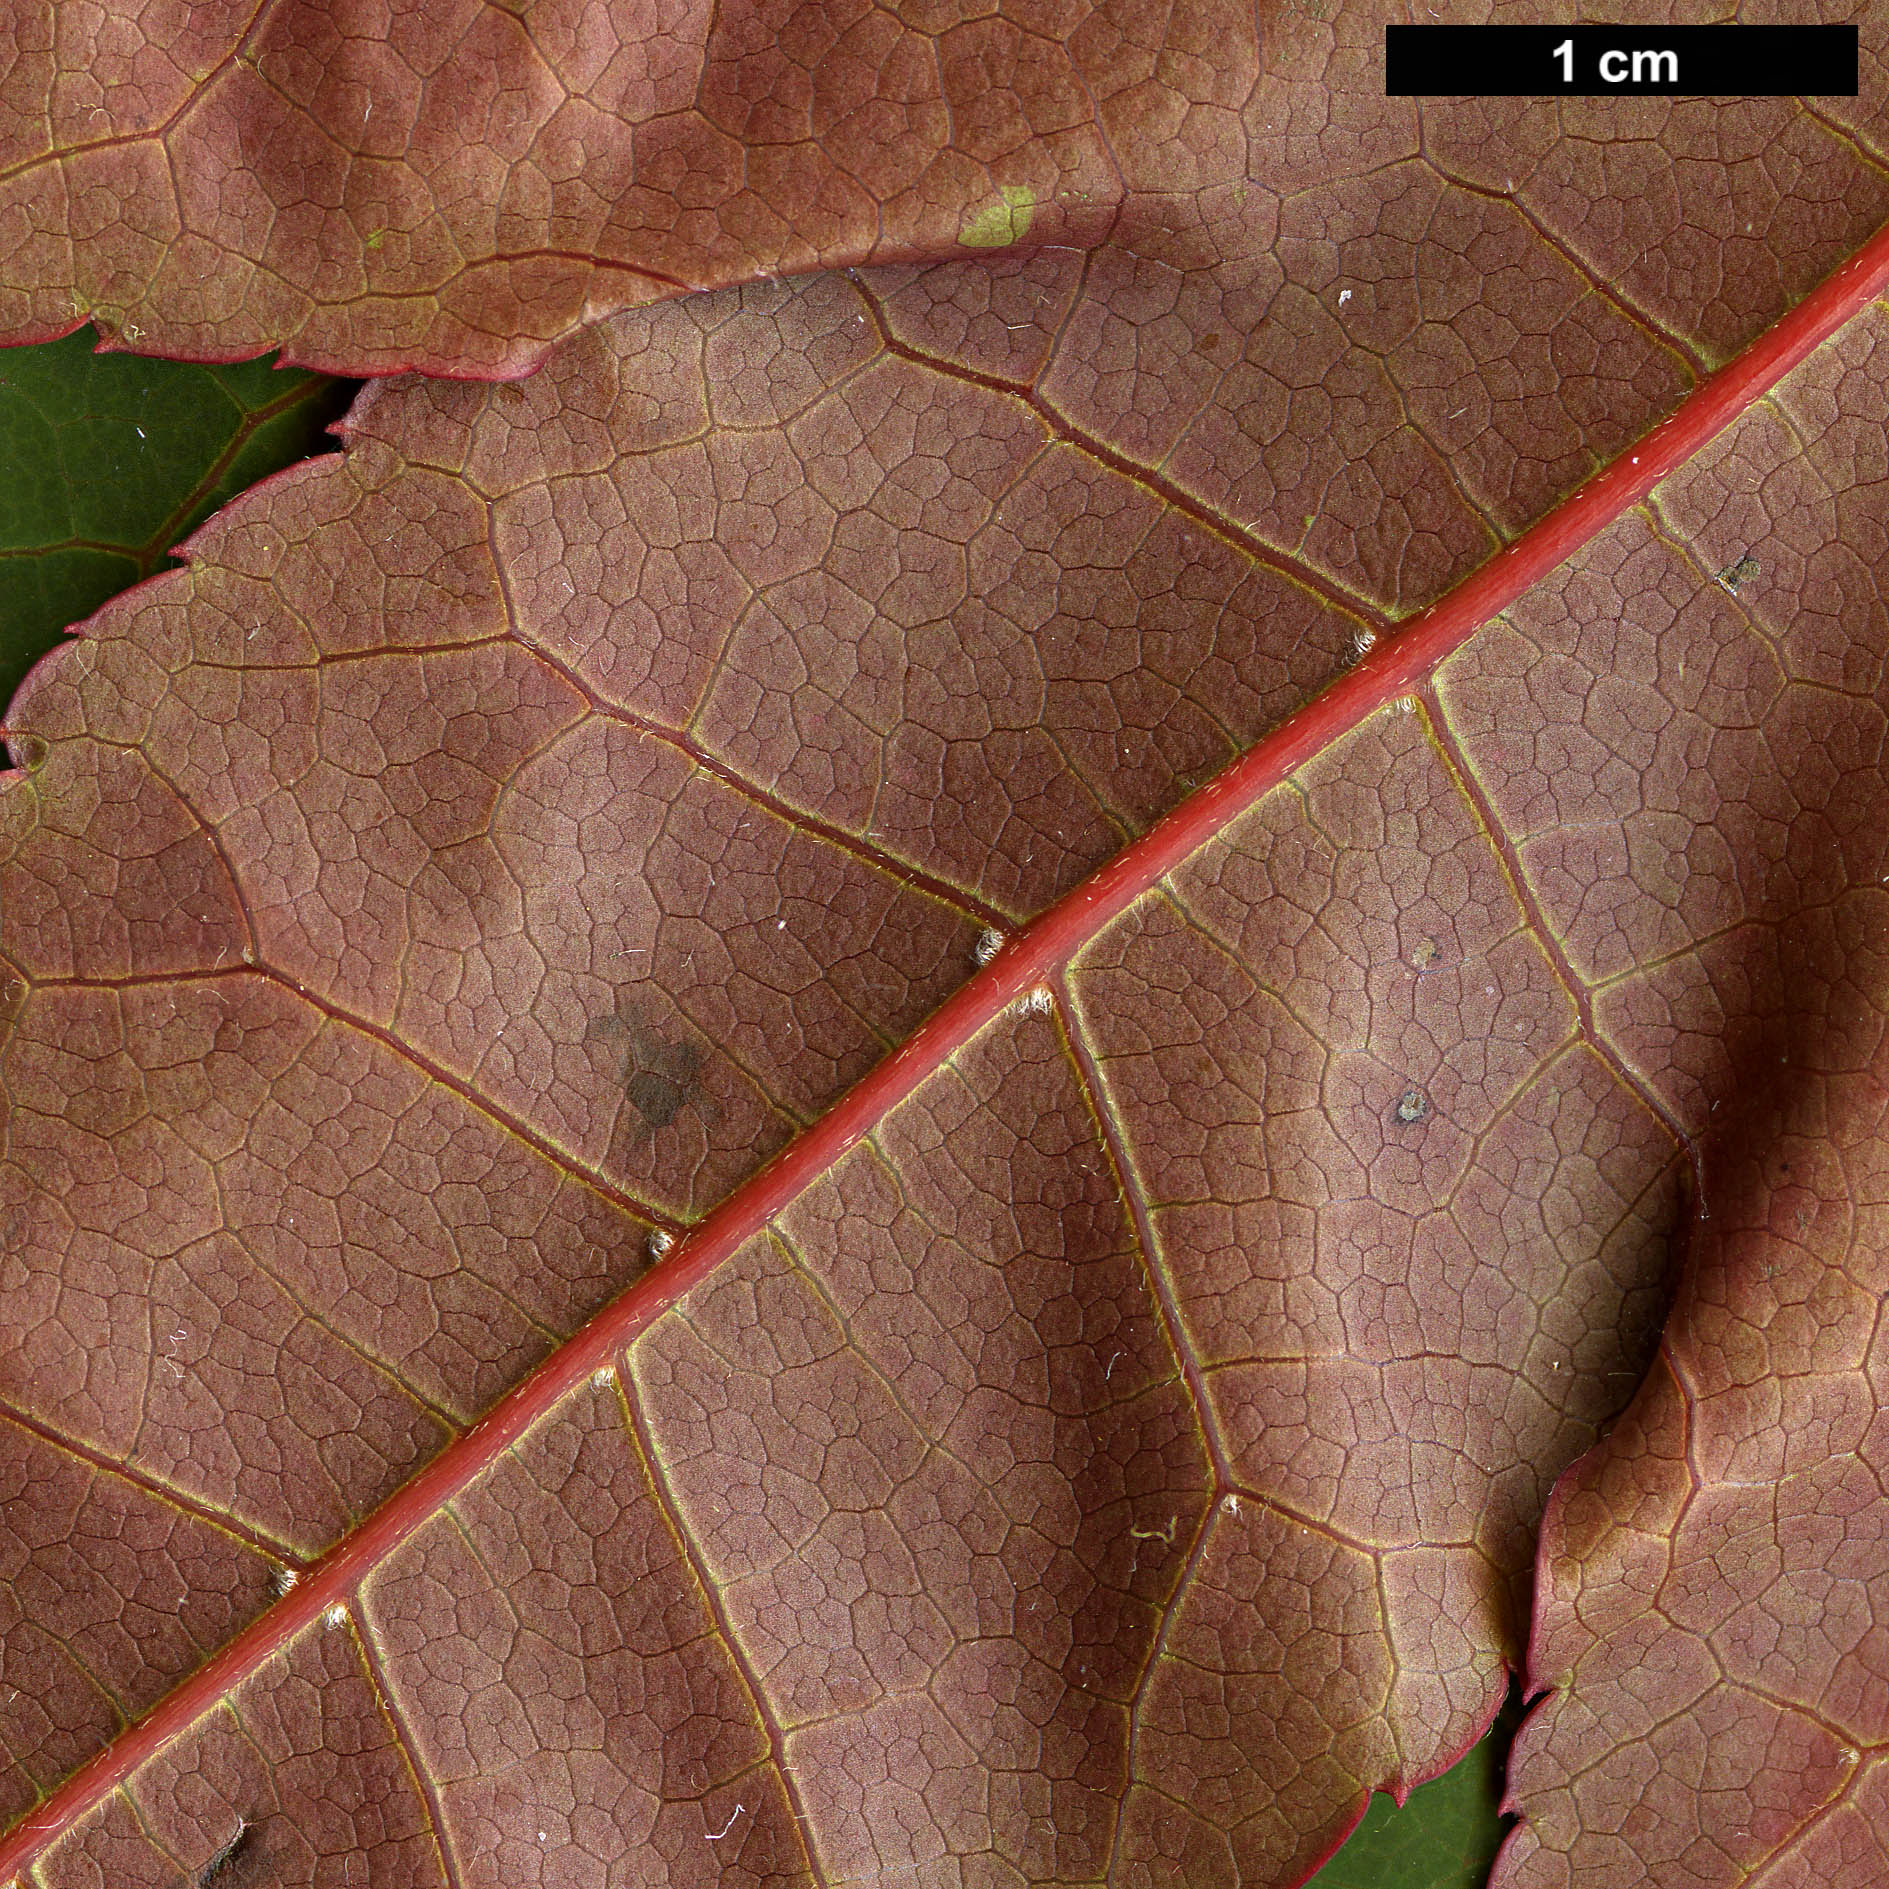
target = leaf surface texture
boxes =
[0,5,1887,1885]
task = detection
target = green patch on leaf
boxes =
[959,183,1035,250]
[0,331,356,718]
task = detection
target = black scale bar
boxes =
[1385,24,1859,98]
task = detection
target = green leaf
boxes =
[0,332,355,716]
[1309,1695,1520,1889]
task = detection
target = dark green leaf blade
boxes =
[0,333,355,715]
[1310,1696,1519,1889]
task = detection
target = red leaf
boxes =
[1495,285,1889,1888]
[2,8,1888,1884]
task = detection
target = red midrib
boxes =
[3,219,1887,1879]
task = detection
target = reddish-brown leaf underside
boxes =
[1,0,1880,394]
[1493,306,1889,1880]
[0,5,1888,1885]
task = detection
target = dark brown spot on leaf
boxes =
[589,1007,716,1133]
